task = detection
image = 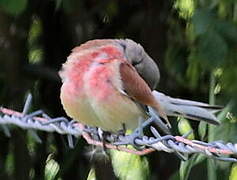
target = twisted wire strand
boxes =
[0,94,236,162]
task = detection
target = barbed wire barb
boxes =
[0,94,237,162]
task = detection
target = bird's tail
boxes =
[152,91,222,125]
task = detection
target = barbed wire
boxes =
[0,94,237,162]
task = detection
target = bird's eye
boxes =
[120,42,127,51]
[132,58,143,66]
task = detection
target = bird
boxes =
[59,39,220,133]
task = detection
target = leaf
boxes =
[180,154,206,180]
[207,159,217,180]
[229,163,237,180]
[209,119,237,142]
[44,157,60,180]
[6,152,14,175]
[174,0,195,19]
[197,30,228,68]
[110,150,150,180]
[208,103,236,142]
[186,55,201,89]
[0,0,27,16]
[198,121,207,140]
[192,9,215,36]
[215,21,237,44]
[178,117,195,140]
[87,168,96,180]
[221,65,237,101]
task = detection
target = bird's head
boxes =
[116,39,160,90]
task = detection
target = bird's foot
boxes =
[113,118,147,150]
[148,107,171,134]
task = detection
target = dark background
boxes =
[0,0,236,179]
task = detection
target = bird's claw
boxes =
[113,118,147,149]
[114,129,144,150]
[148,107,171,134]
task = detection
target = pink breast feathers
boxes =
[86,64,116,101]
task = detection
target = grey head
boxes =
[115,39,160,90]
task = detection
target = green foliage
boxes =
[180,154,206,180]
[87,168,96,180]
[6,152,14,175]
[28,17,42,46]
[28,17,43,64]
[110,150,150,180]
[208,105,237,142]
[192,9,236,69]
[229,164,237,180]
[174,0,195,19]
[198,121,208,140]
[197,30,228,67]
[167,3,237,100]
[45,155,60,180]
[0,0,27,15]
[181,70,236,180]
[177,116,195,139]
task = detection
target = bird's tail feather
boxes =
[152,91,222,125]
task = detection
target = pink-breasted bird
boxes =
[59,39,220,133]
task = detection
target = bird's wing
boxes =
[119,62,156,105]
[119,62,170,130]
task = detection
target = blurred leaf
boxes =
[27,129,42,143]
[186,55,201,89]
[87,168,96,180]
[6,152,14,176]
[209,118,237,142]
[217,103,233,123]
[110,150,149,180]
[29,49,43,64]
[180,154,206,180]
[207,159,217,180]
[177,117,195,139]
[216,21,237,44]
[198,121,207,140]
[0,0,27,16]
[197,30,228,68]
[229,163,237,180]
[208,103,236,142]
[28,17,42,45]
[192,9,215,35]
[174,0,195,19]
[45,156,60,180]
[221,65,237,101]
[209,70,216,105]
[60,0,82,14]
